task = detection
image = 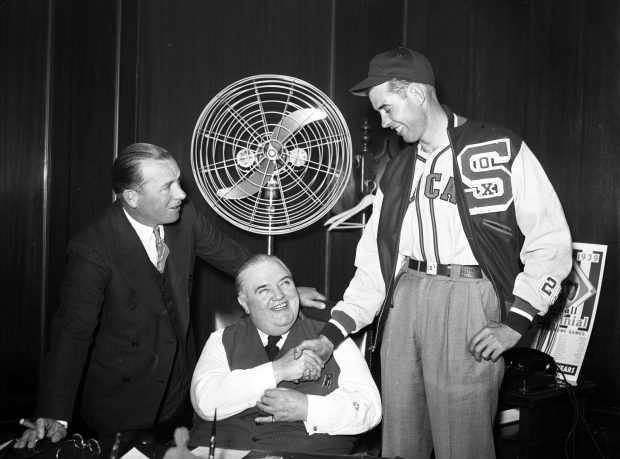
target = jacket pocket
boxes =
[481,218,514,241]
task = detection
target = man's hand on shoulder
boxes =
[14,418,67,449]
[293,335,334,369]
[296,286,326,309]
[468,320,521,362]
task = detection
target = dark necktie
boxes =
[153,227,169,273]
[265,335,282,361]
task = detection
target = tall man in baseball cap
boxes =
[294,47,572,458]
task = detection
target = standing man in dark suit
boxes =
[15,143,325,449]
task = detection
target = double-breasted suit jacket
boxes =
[36,199,251,436]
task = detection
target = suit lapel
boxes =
[109,202,169,322]
[162,214,192,336]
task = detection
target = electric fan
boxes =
[191,74,352,253]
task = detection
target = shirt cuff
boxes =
[304,394,326,434]
[320,321,347,348]
[504,296,538,336]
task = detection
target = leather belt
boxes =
[408,258,483,279]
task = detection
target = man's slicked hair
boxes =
[235,254,291,295]
[112,143,172,196]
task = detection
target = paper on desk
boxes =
[121,447,150,459]
[496,407,520,425]
[120,445,251,459]
[191,447,251,459]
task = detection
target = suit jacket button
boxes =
[123,377,130,382]
[132,341,139,348]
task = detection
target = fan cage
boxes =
[191,75,352,235]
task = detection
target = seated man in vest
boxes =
[190,254,381,454]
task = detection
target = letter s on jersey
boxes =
[457,139,513,215]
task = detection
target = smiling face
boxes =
[123,158,187,227]
[238,257,299,336]
[369,81,428,144]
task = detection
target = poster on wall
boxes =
[530,242,607,384]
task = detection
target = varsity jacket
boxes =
[322,106,572,352]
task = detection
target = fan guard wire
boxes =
[191,75,352,236]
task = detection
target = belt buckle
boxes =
[426,262,437,275]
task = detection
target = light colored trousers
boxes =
[380,265,504,459]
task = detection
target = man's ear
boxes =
[122,189,139,209]
[238,294,250,315]
[408,84,426,106]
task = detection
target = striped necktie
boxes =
[153,227,170,273]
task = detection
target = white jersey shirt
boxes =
[400,143,478,265]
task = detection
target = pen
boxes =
[109,432,122,459]
[0,439,17,457]
[208,409,216,459]
[19,418,37,430]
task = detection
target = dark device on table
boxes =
[502,347,557,393]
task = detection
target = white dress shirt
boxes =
[191,327,382,436]
[123,207,164,269]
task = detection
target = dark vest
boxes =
[190,315,357,454]
[370,105,524,352]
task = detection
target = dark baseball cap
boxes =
[349,46,435,96]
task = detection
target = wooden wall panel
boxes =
[47,0,120,344]
[0,0,121,424]
[0,0,49,419]
[329,0,406,301]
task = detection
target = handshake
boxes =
[272,336,335,384]
[254,336,336,425]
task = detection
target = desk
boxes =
[2,442,381,459]
[494,380,596,458]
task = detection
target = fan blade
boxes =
[271,108,327,144]
[217,109,325,200]
[216,159,275,200]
